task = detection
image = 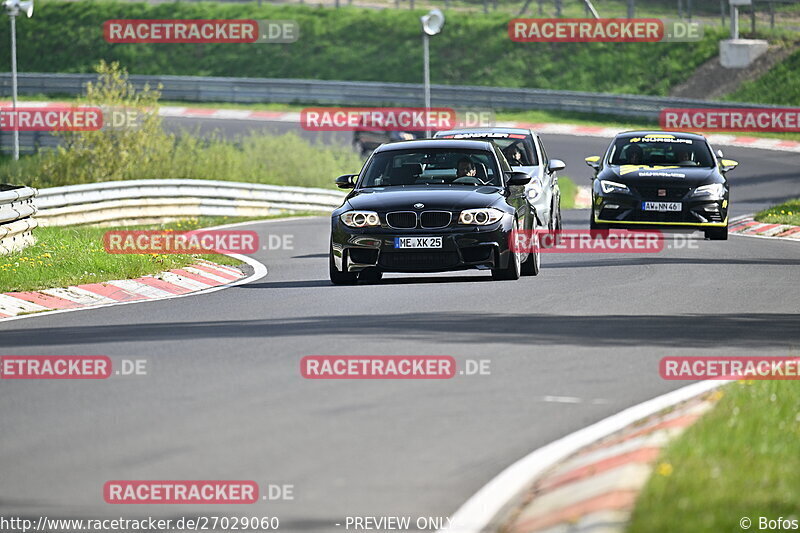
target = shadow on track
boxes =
[2,312,798,349]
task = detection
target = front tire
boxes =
[492,220,522,281]
[329,250,358,285]
[521,224,540,277]
[704,225,728,240]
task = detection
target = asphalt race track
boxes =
[0,120,798,531]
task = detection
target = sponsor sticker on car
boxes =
[394,237,443,249]
[642,201,681,212]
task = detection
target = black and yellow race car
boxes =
[585,131,738,240]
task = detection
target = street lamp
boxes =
[420,8,444,138]
[3,0,34,161]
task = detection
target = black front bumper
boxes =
[330,221,514,274]
[593,189,728,229]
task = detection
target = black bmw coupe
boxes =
[329,139,540,284]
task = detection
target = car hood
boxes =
[601,165,719,186]
[345,185,504,212]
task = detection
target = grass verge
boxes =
[559,176,578,210]
[754,198,800,226]
[0,216,289,293]
[627,380,800,533]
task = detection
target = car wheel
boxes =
[329,249,358,285]
[552,199,563,245]
[520,230,540,277]
[704,225,728,241]
[492,221,522,281]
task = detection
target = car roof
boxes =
[434,127,533,137]
[373,139,496,152]
[615,130,708,141]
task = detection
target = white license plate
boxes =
[394,237,443,249]
[642,201,681,212]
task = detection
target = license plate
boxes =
[642,201,681,212]
[394,237,443,249]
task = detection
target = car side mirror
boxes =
[506,171,531,186]
[716,149,724,158]
[335,174,357,189]
[585,156,601,170]
[719,159,739,173]
[548,158,566,172]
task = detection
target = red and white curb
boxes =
[0,259,262,322]
[8,101,800,154]
[574,187,592,209]
[500,396,717,533]
[730,216,800,241]
[440,380,728,533]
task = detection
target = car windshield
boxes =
[436,133,538,165]
[359,148,502,187]
[608,135,715,167]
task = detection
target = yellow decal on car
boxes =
[619,165,680,175]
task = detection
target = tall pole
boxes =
[423,32,430,138]
[731,5,739,39]
[10,12,18,160]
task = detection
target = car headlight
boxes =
[692,183,726,198]
[600,180,630,194]
[526,179,544,201]
[458,208,504,225]
[340,210,381,228]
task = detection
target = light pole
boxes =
[3,0,34,161]
[420,8,444,138]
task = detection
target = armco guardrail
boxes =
[0,73,788,122]
[0,185,38,254]
[34,179,346,227]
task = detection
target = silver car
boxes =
[434,127,565,233]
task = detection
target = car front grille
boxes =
[386,211,417,229]
[379,251,460,270]
[419,211,452,229]
[635,187,690,201]
[386,211,453,229]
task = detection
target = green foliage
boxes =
[0,128,364,189]
[0,62,364,189]
[39,60,171,185]
[728,48,800,105]
[0,1,727,95]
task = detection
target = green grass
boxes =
[754,198,800,225]
[558,176,578,210]
[627,381,800,533]
[728,48,800,106]
[0,1,726,97]
[0,216,290,292]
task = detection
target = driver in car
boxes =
[673,147,693,164]
[456,158,477,178]
[504,145,524,166]
[625,144,644,165]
